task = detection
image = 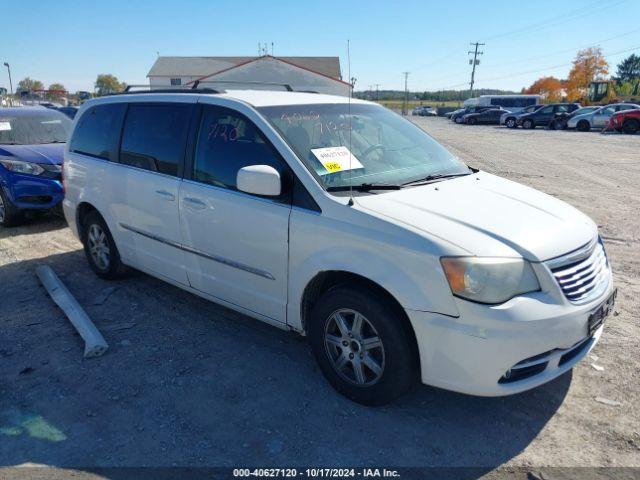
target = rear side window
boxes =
[70,104,126,160]
[120,104,192,177]
[193,106,287,192]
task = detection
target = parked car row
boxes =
[446,101,640,133]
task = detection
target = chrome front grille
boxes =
[547,238,611,304]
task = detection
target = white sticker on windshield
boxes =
[311,146,364,174]
[0,122,11,131]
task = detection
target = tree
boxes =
[566,47,609,102]
[16,77,44,93]
[48,83,66,93]
[524,76,563,101]
[94,74,125,96]
[616,80,639,97]
[614,54,640,83]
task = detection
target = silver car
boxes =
[500,104,542,128]
[567,103,640,131]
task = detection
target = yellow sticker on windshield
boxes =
[324,162,342,172]
[311,146,364,174]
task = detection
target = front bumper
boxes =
[406,269,614,396]
[1,171,63,210]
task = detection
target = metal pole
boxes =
[468,42,484,98]
[3,63,12,95]
[402,72,410,115]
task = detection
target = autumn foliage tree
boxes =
[524,76,563,101]
[566,47,608,102]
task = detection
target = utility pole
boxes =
[374,83,380,101]
[467,42,484,98]
[402,72,410,115]
[3,62,12,95]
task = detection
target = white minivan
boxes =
[63,89,615,405]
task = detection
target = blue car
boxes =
[0,108,71,227]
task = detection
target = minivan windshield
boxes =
[259,103,469,191]
[0,110,71,145]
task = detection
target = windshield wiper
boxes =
[326,183,402,192]
[402,171,472,187]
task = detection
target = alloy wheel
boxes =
[88,224,110,270]
[324,308,386,386]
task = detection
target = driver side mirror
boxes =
[237,165,281,197]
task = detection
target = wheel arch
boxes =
[76,201,100,240]
[577,119,591,130]
[300,270,420,371]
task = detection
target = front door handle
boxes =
[155,190,175,201]
[183,197,207,210]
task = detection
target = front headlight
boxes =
[0,157,45,176]
[441,257,540,304]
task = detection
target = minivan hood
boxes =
[355,171,596,261]
[0,143,65,165]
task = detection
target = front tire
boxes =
[577,120,590,132]
[623,119,639,134]
[0,187,22,228]
[82,211,127,280]
[505,117,517,128]
[308,285,418,406]
[522,119,534,129]
[467,117,477,125]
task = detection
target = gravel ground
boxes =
[1,118,639,475]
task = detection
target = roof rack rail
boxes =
[192,80,293,91]
[120,85,220,94]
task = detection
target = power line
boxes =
[410,0,627,75]
[483,0,627,42]
[486,26,640,70]
[418,27,640,89]
[440,44,640,91]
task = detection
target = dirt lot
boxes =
[1,119,639,475]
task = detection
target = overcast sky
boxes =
[1,0,639,93]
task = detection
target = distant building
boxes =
[147,55,351,96]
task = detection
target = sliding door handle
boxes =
[183,197,207,210]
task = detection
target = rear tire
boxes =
[81,211,127,280]
[522,119,534,129]
[505,118,517,128]
[308,285,418,406]
[577,120,590,132]
[0,187,22,228]
[622,119,639,134]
